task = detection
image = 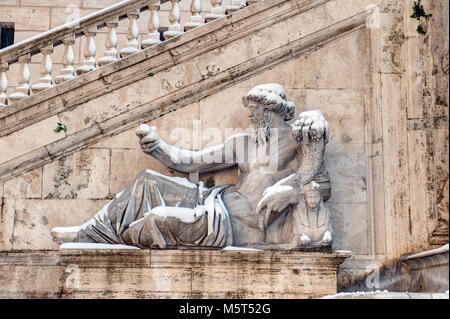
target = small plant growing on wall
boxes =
[54,122,67,133]
[410,0,432,35]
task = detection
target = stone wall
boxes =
[0,0,448,291]
[427,0,449,246]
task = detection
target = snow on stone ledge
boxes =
[321,291,450,299]
[402,243,449,261]
[221,246,263,252]
[335,250,352,254]
[321,290,389,299]
[59,242,141,250]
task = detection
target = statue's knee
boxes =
[137,169,162,185]
[146,206,165,217]
[141,169,175,183]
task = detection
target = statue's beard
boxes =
[250,111,273,146]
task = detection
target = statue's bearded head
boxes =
[243,83,295,145]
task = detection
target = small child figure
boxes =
[291,181,333,247]
[264,181,333,248]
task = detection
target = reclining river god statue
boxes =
[51,83,333,249]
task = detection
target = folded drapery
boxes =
[77,169,233,248]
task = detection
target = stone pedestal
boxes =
[0,247,350,298]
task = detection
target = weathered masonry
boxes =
[0,0,448,297]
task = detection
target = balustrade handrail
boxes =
[0,0,169,65]
[0,0,250,108]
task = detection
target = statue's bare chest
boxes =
[238,134,298,173]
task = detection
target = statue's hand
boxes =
[292,110,328,144]
[256,185,299,229]
[321,231,332,245]
[136,124,161,155]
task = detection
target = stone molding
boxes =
[0,249,351,298]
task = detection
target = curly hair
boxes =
[243,83,295,121]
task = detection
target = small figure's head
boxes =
[302,182,321,209]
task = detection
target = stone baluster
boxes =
[99,18,119,66]
[0,63,8,107]
[120,10,141,58]
[55,35,76,84]
[184,0,203,31]
[76,27,97,75]
[31,45,54,93]
[205,0,225,23]
[9,54,31,103]
[226,0,246,14]
[142,2,161,48]
[163,0,183,40]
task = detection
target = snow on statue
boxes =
[51,83,333,249]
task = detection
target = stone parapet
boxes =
[322,292,449,299]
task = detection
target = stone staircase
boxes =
[0,0,252,108]
[0,0,380,252]
[0,0,266,180]
[0,0,374,184]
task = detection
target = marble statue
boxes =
[265,181,333,248]
[51,83,332,250]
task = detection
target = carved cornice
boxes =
[0,249,351,267]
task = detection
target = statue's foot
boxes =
[297,234,312,246]
[50,226,82,244]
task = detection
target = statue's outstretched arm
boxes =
[136,124,239,174]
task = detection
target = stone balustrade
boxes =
[0,0,259,108]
